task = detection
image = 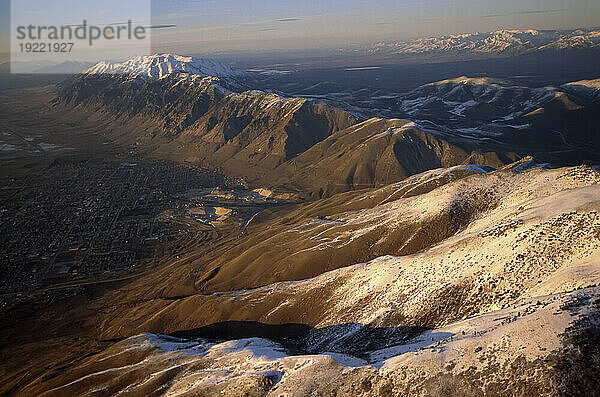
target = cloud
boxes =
[148,25,177,30]
[481,9,568,18]
[151,15,309,35]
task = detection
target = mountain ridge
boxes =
[52,72,520,195]
[8,165,600,396]
[369,28,600,57]
[84,53,249,81]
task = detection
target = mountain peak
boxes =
[490,29,540,35]
[84,53,247,80]
[425,76,509,86]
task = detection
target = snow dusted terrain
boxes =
[84,53,248,81]
[396,76,586,138]
[369,28,600,56]
[287,74,600,165]
[23,165,600,396]
[6,47,600,395]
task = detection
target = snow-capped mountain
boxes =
[84,53,248,80]
[370,28,600,56]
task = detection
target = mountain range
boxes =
[3,28,599,76]
[2,51,600,396]
[7,163,600,396]
[369,28,600,57]
[52,53,600,196]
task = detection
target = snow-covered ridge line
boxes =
[424,76,510,87]
[369,28,600,56]
[84,53,248,80]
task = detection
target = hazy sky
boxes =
[150,0,600,53]
[1,0,599,59]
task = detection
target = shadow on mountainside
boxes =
[169,320,450,357]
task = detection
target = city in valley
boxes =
[0,92,293,310]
